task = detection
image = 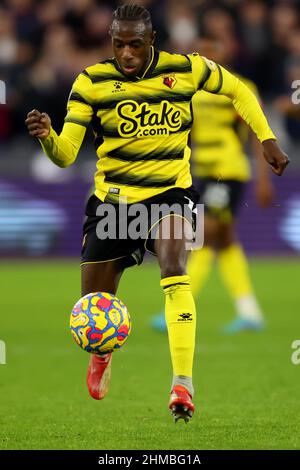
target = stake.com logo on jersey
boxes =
[116,100,182,138]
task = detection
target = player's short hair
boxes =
[112,4,152,31]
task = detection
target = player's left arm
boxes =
[200,58,290,176]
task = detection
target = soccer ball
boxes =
[70,292,131,354]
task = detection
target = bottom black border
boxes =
[0,450,299,465]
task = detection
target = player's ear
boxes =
[151,31,156,46]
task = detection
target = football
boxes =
[70,292,131,354]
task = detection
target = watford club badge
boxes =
[163,76,177,89]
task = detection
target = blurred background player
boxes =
[152,36,275,334]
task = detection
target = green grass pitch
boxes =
[0,259,299,450]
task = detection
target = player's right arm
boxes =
[189,54,289,176]
[25,71,93,168]
[241,80,274,207]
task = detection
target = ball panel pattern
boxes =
[70,292,131,354]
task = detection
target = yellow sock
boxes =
[218,244,263,320]
[188,247,214,298]
[218,244,253,298]
[160,275,196,377]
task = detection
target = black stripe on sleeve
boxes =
[68,92,91,106]
[64,117,90,128]
[198,63,212,90]
[210,64,223,94]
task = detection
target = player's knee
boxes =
[216,239,232,250]
[217,228,235,250]
[209,221,234,250]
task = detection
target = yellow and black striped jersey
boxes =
[191,76,259,182]
[66,48,222,203]
[39,47,275,203]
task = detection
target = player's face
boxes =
[110,20,155,77]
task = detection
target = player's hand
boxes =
[25,109,51,139]
[254,179,274,208]
[262,139,289,176]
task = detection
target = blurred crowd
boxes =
[0,0,300,144]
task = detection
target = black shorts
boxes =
[81,187,198,268]
[193,177,246,222]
